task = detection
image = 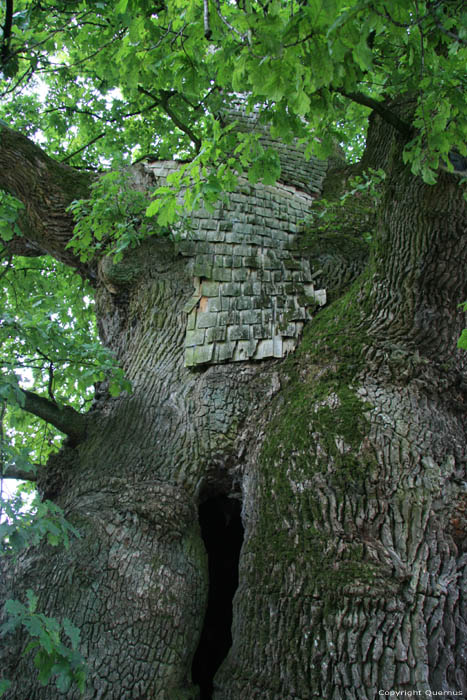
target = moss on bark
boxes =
[242,279,393,614]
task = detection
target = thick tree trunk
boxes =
[1,114,466,699]
[1,233,278,698]
[214,118,467,698]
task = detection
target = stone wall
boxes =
[146,140,327,367]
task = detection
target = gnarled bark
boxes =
[214,116,466,698]
[0,113,466,699]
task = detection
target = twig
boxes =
[11,15,92,60]
[41,99,160,123]
[60,133,105,163]
[37,30,125,74]
[138,86,202,152]
[47,362,55,402]
[336,89,414,138]
[214,0,247,42]
[204,0,212,39]
[0,66,33,98]
[432,18,467,46]
[0,255,12,279]
[284,32,315,49]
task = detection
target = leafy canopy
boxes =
[0,255,130,471]
[1,0,464,254]
[0,0,465,176]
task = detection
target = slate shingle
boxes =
[147,141,327,367]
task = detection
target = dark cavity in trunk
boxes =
[192,494,244,699]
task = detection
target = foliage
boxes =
[0,0,465,181]
[0,485,86,695]
[0,591,86,696]
[67,169,159,263]
[0,251,131,464]
[67,121,282,252]
[146,123,282,224]
[0,491,81,556]
[304,167,386,240]
[0,193,24,242]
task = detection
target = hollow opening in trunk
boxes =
[191,494,244,700]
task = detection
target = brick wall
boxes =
[146,135,327,367]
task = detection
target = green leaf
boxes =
[55,673,71,693]
[458,328,467,350]
[145,198,162,218]
[291,91,311,116]
[115,0,129,14]
[63,619,81,650]
[352,38,373,71]
[26,590,38,614]
[156,196,178,226]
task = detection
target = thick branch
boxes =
[1,464,37,481]
[21,389,87,443]
[337,90,414,139]
[203,0,212,39]
[0,124,95,276]
[0,235,43,258]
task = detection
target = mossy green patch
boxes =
[261,277,373,487]
[248,278,385,612]
[246,512,384,616]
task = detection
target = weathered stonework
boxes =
[147,140,327,367]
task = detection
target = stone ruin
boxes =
[146,111,327,367]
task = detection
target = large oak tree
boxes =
[0,1,466,698]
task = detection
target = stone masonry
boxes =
[146,130,327,367]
